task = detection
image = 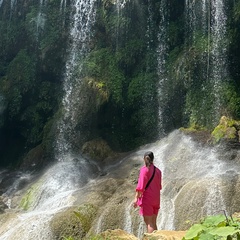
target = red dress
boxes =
[136,164,162,216]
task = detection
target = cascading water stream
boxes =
[55,0,97,161]
[55,0,96,160]
[116,0,126,49]
[10,0,17,10]
[156,131,240,230]
[60,0,67,12]
[0,1,98,239]
[1,131,240,238]
[156,0,168,136]
[184,0,228,125]
[36,0,47,37]
[210,0,228,122]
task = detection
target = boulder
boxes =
[211,116,240,145]
[81,138,115,161]
[20,144,45,171]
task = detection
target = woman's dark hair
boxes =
[144,151,154,167]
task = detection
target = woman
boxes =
[133,151,162,233]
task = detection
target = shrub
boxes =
[183,214,240,240]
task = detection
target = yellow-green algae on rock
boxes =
[19,181,42,210]
[211,116,240,143]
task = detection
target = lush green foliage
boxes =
[1,0,240,165]
[183,214,240,240]
[0,0,66,166]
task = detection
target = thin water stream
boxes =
[156,0,168,136]
[55,0,97,161]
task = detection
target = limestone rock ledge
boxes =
[97,229,186,240]
[98,229,138,239]
[143,230,186,240]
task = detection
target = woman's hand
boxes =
[133,198,138,208]
[133,190,142,208]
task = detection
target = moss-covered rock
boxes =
[211,116,240,144]
[19,181,42,210]
[179,127,211,145]
[82,138,115,161]
[50,204,98,240]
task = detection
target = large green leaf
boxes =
[202,215,226,227]
[199,232,215,240]
[209,226,239,237]
[185,224,206,239]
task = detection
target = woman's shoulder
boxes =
[155,166,162,175]
[140,165,149,173]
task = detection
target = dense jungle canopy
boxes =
[0,0,240,167]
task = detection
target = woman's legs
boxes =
[143,214,158,233]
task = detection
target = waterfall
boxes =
[156,0,168,136]
[36,0,47,37]
[0,0,3,8]
[60,0,67,13]
[185,0,196,41]
[116,0,126,49]
[11,0,17,10]
[1,131,240,238]
[9,0,17,18]
[0,156,98,240]
[55,0,97,161]
[184,0,229,126]
[153,131,238,230]
[210,0,228,122]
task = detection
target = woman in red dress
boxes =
[133,151,162,233]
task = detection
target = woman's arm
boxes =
[133,190,142,208]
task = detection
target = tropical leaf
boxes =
[185,224,206,239]
[209,226,239,237]
[202,215,226,227]
[198,232,215,240]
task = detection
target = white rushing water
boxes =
[36,0,47,37]
[119,130,238,232]
[60,0,67,13]
[0,155,98,240]
[210,0,228,122]
[156,0,169,137]
[55,0,97,161]
[185,0,228,125]
[10,0,17,10]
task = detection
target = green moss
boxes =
[73,204,97,235]
[211,116,240,143]
[19,181,41,210]
[180,124,207,133]
[211,125,227,143]
[51,204,98,240]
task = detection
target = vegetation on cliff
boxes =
[1,0,240,166]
